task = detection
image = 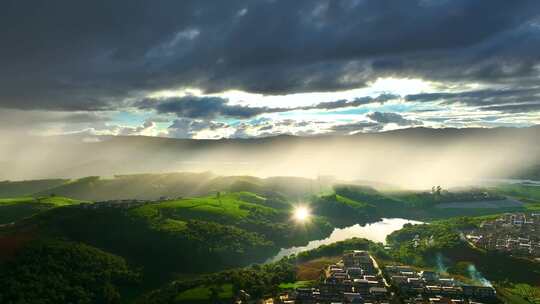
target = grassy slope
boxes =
[311,192,378,226]
[129,192,278,231]
[0,196,86,225]
[175,284,233,302]
[493,184,540,208]
[131,192,332,248]
[0,197,36,204]
[497,283,540,304]
[0,179,68,198]
[334,194,370,208]
[132,192,271,220]
[30,192,277,246]
[29,173,317,201]
[295,257,340,281]
[25,173,220,201]
[278,281,314,290]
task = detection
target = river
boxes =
[268,218,423,262]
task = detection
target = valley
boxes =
[4,3,540,303]
[0,173,539,303]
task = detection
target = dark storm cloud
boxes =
[406,88,540,113]
[0,110,113,135]
[136,93,400,119]
[301,94,399,110]
[481,103,540,113]
[328,112,423,135]
[367,112,423,126]
[2,0,540,111]
[0,110,110,126]
[167,118,229,138]
[137,96,288,119]
[330,122,380,133]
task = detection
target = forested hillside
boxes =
[0,240,140,304]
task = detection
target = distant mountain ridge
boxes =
[1,126,539,184]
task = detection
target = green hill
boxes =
[0,179,68,197]
[11,205,273,287]
[33,173,217,201]
[0,173,332,202]
[493,184,540,203]
[128,192,331,246]
[0,196,86,225]
[3,173,537,216]
[311,193,378,225]
[131,192,276,224]
[0,239,140,304]
[328,184,530,220]
[4,192,332,288]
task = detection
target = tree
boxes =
[209,285,221,303]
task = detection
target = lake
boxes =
[268,218,423,262]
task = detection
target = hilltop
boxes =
[0,196,87,225]
[1,174,538,222]
[0,173,332,201]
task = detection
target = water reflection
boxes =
[269,218,423,262]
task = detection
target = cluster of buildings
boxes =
[385,265,496,304]
[466,213,540,258]
[281,250,391,304]
[274,251,498,304]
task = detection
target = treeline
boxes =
[33,207,277,283]
[313,185,412,221]
[323,185,518,220]
[386,221,467,266]
[137,237,388,303]
[0,239,140,304]
[334,185,400,208]
[136,258,296,304]
[295,237,389,262]
[311,193,378,226]
[237,212,334,247]
[396,189,505,208]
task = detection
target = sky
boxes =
[2,0,540,139]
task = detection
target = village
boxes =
[385,265,496,304]
[465,213,540,259]
[275,250,391,304]
[270,250,497,304]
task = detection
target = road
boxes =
[370,254,390,287]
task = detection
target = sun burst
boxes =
[292,205,311,223]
